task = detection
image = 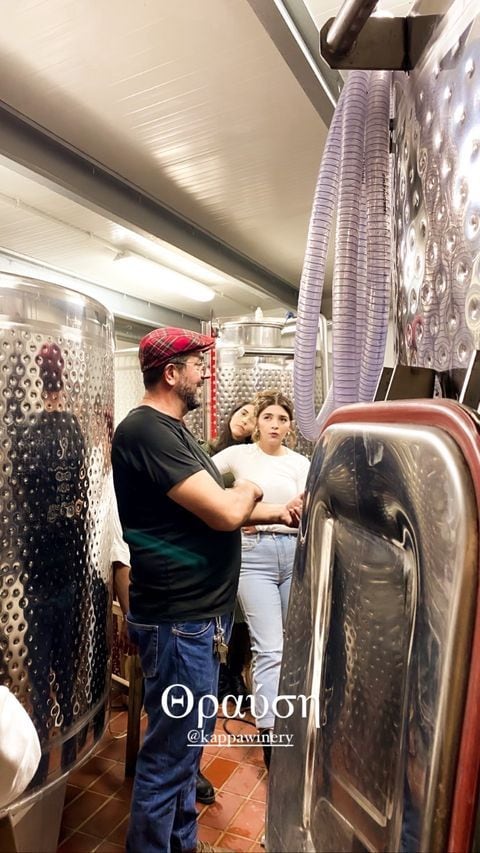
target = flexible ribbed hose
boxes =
[356,181,368,375]
[293,82,346,441]
[294,70,392,440]
[332,71,370,409]
[359,70,392,402]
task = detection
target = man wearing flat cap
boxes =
[112,326,300,853]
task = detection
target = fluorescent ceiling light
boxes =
[111,226,227,287]
[114,251,215,303]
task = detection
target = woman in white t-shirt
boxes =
[212,390,310,768]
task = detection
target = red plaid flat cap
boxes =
[139,326,215,373]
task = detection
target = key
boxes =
[213,616,229,663]
[216,640,229,665]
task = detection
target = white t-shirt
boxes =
[0,687,41,809]
[111,485,131,566]
[211,443,310,534]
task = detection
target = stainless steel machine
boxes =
[268,399,480,852]
[268,0,480,850]
[0,274,114,849]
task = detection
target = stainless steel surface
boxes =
[7,778,67,852]
[221,318,285,349]
[0,273,114,805]
[393,0,480,370]
[238,347,298,356]
[267,417,477,852]
[216,351,323,456]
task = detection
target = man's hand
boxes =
[286,493,304,525]
[168,469,263,531]
[246,495,302,527]
[233,479,264,503]
[113,562,137,654]
[278,505,295,527]
[276,493,304,528]
[119,617,138,657]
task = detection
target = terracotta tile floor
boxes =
[57,702,267,852]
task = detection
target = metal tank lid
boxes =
[221,306,285,328]
[0,272,114,343]
[221,317,285,328]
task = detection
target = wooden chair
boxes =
[111,601,143,777]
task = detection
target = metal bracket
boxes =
[320,14,441,70]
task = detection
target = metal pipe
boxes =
[240,347,294,356]
[326,0,378,57]
[319,315,330,395]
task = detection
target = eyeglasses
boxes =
[169,358,208,376]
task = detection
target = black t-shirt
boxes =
[111,406,241,623]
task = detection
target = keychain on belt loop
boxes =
[213,616,228,664]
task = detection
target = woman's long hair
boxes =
[213,400,254,452]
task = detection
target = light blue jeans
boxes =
[238,532,297,729]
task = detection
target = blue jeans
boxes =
[238,533,297,729]
[126,613,232,853]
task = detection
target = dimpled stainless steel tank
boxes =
[0,273,114,804]
[393,0,480,369]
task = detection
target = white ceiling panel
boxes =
[0,160,280,319]
[0,0,419,323]
[0,0,327,285]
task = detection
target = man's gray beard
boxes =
[178,383,201,412]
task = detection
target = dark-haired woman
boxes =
[204,400,255,703]
[206,400,255,454]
